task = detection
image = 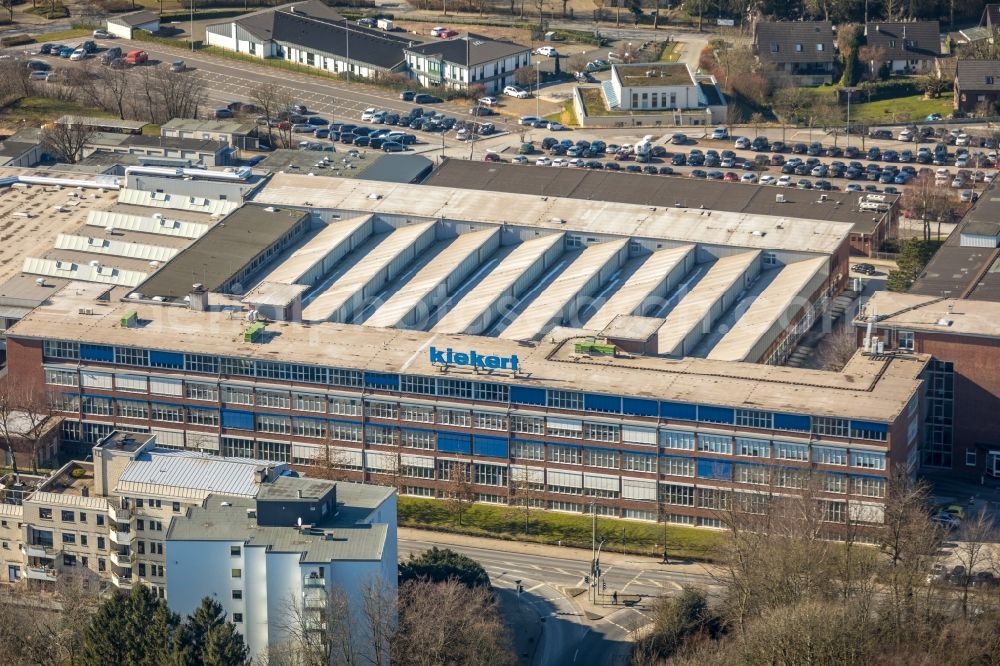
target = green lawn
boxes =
[398,496,723,562]
[659,41,681,62]
[848,93,954,123]
[26,28,91,43]
[0,97,114,125]
[578,87,616,117]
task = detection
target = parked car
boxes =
[711,126,728,140]
[478,96,499,106]
[504,85,529,99]
[59,46,75,58]
[535,46,558,57]
[101,47,122,64]
[671,133,688,145]
[852,263,877,275]
[519,115,541,126]
[213,108,234,119]
[28,70,51,81]
[169,60,186,72]
[69,47,87,61]
[124,50,148,65]
[469,106,495,116]
[414,94,441,104]
[93,29,113,39]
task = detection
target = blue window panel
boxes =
[149,350,184,369]
[584,393,622,414]
[510,386,546,406]
[622,397,658,417]
[80,344,114,362]
[114,397,146,404]
[698,405,734,424]
[660,401,697,421]
[850,420,888,434]
[473,435,509,458]
[221,409,253,430]
[696,459,732,480]
[774,412,811,431]
[437,432,471,454]
[364,372,399,389]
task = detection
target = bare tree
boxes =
[249,81,292,149]
[132,66,206,124]
[508,464,541,534]
[953,510,996,617]
[443,461,476,526]
[0,381,55,473]
[392,579,515,666]
[815,323,860,371]
[41,122,95,164]
[902,172,959,242]
[360,577,396,666]
[100,65,133,120]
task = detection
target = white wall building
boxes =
[404,34,532,94]
[166,474,396,663]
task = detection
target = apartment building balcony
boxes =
[303,591,327,610]
[25,565,57,582]
[108,504,132,524]
[25,544,59,558]
[112,572,133,589]
[303,575,326,589]
[109,550,134,568]
[109,527,133,545]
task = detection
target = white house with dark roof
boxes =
[864,21,942,74]
[404,33,532,93]
[205,1,416,79]
[105,9,160,39]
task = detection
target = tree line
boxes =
[633,468,1000,665]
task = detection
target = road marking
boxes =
[526,582,545,592]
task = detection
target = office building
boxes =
[2,176,927,531]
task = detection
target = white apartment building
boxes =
[1,430,396,661]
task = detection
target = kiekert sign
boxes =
[429,346,519,371]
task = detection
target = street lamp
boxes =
[190,0,194,52]
[535,61,540,119]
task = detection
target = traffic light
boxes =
[584,575,591,585]
[602,580,607,592]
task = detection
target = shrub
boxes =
[70,467,86,479]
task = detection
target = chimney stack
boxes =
[189,283,208,311]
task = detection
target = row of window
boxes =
[41,343,890,440]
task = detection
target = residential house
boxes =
[981,4,1000,30]
[864,21,942,74]
[753,21,836,86]
[403,33,532,94]
[954,59,1000,113]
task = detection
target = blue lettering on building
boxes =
[429,346,519,371]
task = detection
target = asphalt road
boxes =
[398,536,719,666]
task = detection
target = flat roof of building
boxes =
[57,115,148,131]
[168,481,392,561]
[133,203,309,300]
[859,291,1000,338]
[116,448,276,500]
[10,281,927,422]
[256,151,432,184]
[424,159,890,237]
[614,62,694,87]
[160,118,257,135]
[254,173,851,254]
[910,177,1000,302]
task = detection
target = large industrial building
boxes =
[1,174,929,531]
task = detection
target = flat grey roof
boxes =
[911,177,1000,302]
[134,203,308,299]
[256,172,852,254]
[116,448,272,499]
[167,494,388,562]
[424,160,889,236]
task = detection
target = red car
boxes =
[723,172,739,182]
